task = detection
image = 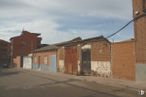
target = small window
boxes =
[44,56,48,64]
[34,57,37,64]
[143,0,146,13]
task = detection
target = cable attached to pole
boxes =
[106,14,146,39]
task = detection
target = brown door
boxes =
[81,49,91,75]
[65,46,78,74]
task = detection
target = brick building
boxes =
[79,36,111,77]
[112,39,136,80]
[32,36,111,77]
[32,45,58,72]
[133,0,146,81]
[58,36,111,77]
[10,30,42,67]
[106,0,146,81]
[0,39,10,67]
[32,37,81,73]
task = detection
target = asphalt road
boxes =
[0,68,143,97]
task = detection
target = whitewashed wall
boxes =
[91,61,111,77]
[23,56,32,69]
[59,60,64,72]
[78,60,80,72]
[81,45,91,49]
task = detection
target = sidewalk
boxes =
[50,72,146,91]
[24,69,146,92]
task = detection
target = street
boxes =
[0,68,143,97]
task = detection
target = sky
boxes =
[0,0,134,44]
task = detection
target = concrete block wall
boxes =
[136,64,146,81]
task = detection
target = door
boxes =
[23,57,32,69]
[65,47,78,74]
[20,56,23,67]
[38,56,41,70]
[81,49,91,75]
[50,55,57,72]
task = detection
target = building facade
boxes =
[57,36,111,77]
[56,37,81,74]
[0,39,10,66]
[112,40,136,80]
[31,36,111,77]
[133,0,146,81]
[10,30,42,67]
[32,45,58,72]
[80,36,111,77]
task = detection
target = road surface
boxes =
[0,68,143,97]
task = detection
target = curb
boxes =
[22,69,146,93]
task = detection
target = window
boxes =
[44,56,48,64]
[143,0,146,13]
[34,57,37,64]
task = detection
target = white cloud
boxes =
[0,0,133,43]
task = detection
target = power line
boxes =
[106,14,146,39]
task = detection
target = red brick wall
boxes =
[57,47,64,60]
[133,0,146,63]
[13,56,21,68]
[112,40,136,80]
[33,51,56,65]
[91,41,111,61]
[0,40,10,65]
[11,32,42,66]
[64,46,78,74]
[77,45,81,61]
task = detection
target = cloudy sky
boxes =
[0,0,133,44]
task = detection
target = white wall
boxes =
[91,61,111,77]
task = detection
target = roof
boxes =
[33,36,110,52]
[0,39,9,44]
[34,45,58,52]
[10,30,41,40]
[33,37,82,52]
[21,31,41,36]
[112,38,135,44]
[82,35,110,43]
[53,37,82,46]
